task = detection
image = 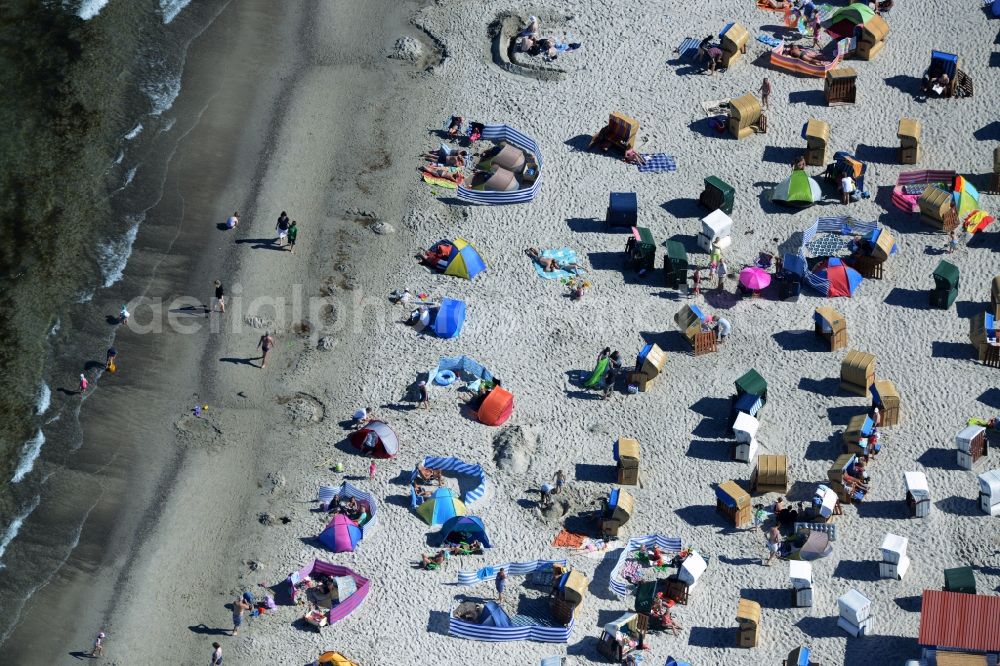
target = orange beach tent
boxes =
[478,387,514,426]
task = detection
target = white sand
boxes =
[105,1,1000,664]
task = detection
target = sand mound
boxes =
[492,425,539,474]
[279,392,325,424]
[389,36,423,62]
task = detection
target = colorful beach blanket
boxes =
[637,154,677,173]
[532,248,584,280]
[551,529,586,548]
[421,165,463,190]
[756,34,782,48]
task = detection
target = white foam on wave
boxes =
[160,0,191,24]
[35,383,51,416]
[75,290,94,304]
[142,71,181,117]
[49,318,60,337]
[76,0,110,20]
[124,123,143,140]
[11,430,45,484]
[0,495,41,569]
[122,166,138,188]
[99,217,141,288]
[113,150,125,165]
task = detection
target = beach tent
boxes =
[478,386,514,426]
[349,421,399,458]
[323,482,378,538]
[457,124,543,204]
[432,298,466,338]
[478,601,512,627]
[953,175,980,219]
[417,487,467,525]
[813,258,863,297]
[318,513,363,553]
[437,515,492,548]
[772,170,822,207]
[824,3,875,39]
[444,239,487,280]
[790,530,833,561]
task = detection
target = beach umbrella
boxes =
[416,487,467,525]
[739,267,772,291]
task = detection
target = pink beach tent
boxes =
[318,513,362,553]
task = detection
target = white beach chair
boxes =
[879,533,909,580]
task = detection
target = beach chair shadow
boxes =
[854,143,897,164]
[565,217,604,233]
[884,74,922,97]
[661,197,703,219]
[895,595,922,612]
[979,387,1000,408]
[574,463,615,484]
[740,587,788,609]
[804,437,837,461]
[827,404,861,427]
[855,500,906,520]
[884,287,927,309]
[847,637,919,664]
[797,376,839,396]
[795,615,843,639]
[932,341,971,361]
[955,300,980,319]
[688,117,726,139]
[675,503,720,528]
[916,447,959,470]
[974,121,1000,141]
[687,625,731,648]
[773,330,823,352]
[935,494,980,516]
[787,89,826,107]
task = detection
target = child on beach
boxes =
[79,374,88,393]
[90,631,105,657]
[119,304,129,325]
[368,461,376,481]
[947,228,959,253]
[758,77,772,109]
[257,332,274,369]
[287,221,298,254]
[495,567,507,601]
[213,280,225,313]
[226,211,239,229]
[106,347,118,373]
[211,642,222,666]
[231,596,250,635]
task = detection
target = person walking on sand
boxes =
[226,211,239,230]
[275,211,290,247]
[758,77,772,109]
[368,460,377,481]
[231,596,250,635]
[106,347,118,373]
[210,642,223,665]
[553,469,566,495]
[764,525,782,566]
[287,220,298,254]
[213,280,225,314]
[602,350,622,400]
[119,304,130,325]
[495,567,507,602]
[257,332,274,369]
[89,631,105,657]
[715,258,728,291]
[417,380,429,409]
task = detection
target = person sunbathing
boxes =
[421,243,453,269]
[416,463,443,484]
[525,248,581,273]
[422,148,468,166]
[412,482,433,498]
[785,44,824,65]
[421,165,464,185]
[420,550,447,569]
[448,540,484,555]
[519,15,540,39]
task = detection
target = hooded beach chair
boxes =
[590,112,639,153]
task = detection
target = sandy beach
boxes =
[7,0,1000,664]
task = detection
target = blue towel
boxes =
[637,154,677,173]
[757,34,782,48]
[532,248,583,280]
[677,37,700,59]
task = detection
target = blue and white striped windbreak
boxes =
[457,124,542,205]
[448,559,573,642]
[325,482,378,538]
[410,456,488,508]
[797,216,878,296]
[608,534,684,598]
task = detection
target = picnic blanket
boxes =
[551,529,586,548]
[701,99,730,116]
[532,248,584,280]
[637,154,677,173]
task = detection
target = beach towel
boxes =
[701,99,730,116]
[551,529,586,548]
[532,248,583,280]
[583,356,609,388]
[756,34,782,48]
[422,166,463,189]
[676,37,701,60]
[637,154,677,173]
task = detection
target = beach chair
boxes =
[978,469,1000,516]
[814,307,847,351]
[590,112,639,153]
[855,15,888,60]
[918,186,955,231]
[630,343,667,391]
[837,589,873,637]
[839,350,875,397]
[626,227,657,272]
[716,480,751,527]
[956,425,987,470]
[736,598,761,647]
[879,533,910,580]
[728,94,763,140]
[700,176,735,214]
[870,380,900,426]
[804,119,829,167]
[751,455,789,493]
[928,51,960,98]
[825,68,857,106]
[783,647,815,666]
[607,192,638,228]
[904,471,931,518]
[898,118,921,165]
[674,304,717,356]
[663,240,688,289]
[615,437,641,485]
[943,566,976,594]
[930,260,960,310]
[789,561,813,607]
[719,23,749,68]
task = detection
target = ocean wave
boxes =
[36,383,51,416]
[75,0,110,20]
[113,150,125,165]
[99,218,141,288]
[75,290,94,304]
[160,0,191,24]
[11,430,45,484]
[49,318,60,336]
[142,70,181,117]
[124,123,143,140]
[122,166,138,188]
[0,496,41,569]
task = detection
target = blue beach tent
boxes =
[437,515,492,548]
[432,298,466,338]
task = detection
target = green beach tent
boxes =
[771,170,822,208]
